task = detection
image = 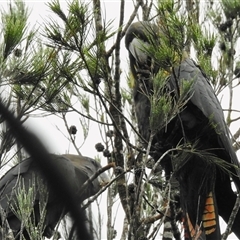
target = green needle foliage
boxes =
[9,177,49,240]
[1,0,29,60]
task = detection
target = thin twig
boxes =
[222,194,240,240]
[82,166,130,209]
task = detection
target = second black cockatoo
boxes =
[0,154,109,239]
[125,21,240,239]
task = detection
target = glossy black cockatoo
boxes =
[0,154,109,239]
[125,21,240,239]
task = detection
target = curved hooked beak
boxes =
[128,37,150,66]
[98,171,110,187]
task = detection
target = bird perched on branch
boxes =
[125,21,240,239]
[0,154,109,239]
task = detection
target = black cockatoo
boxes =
[0,154,109,239]
[125,21,240,239]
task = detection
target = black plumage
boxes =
[0,154,109,239]
[125,21,240,239]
